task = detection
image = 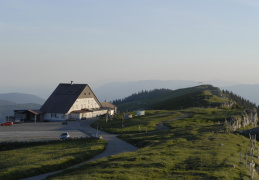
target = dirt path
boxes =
[22,118,138,180]
[155,113,189,131]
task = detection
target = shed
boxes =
[14,109,43,122]
[137,110,145,116]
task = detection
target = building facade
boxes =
[40,82,107,121]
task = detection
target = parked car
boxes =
[14,118,22,124]
[60,132,70,140]
[1,121,14,126]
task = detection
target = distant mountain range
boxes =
[0,93,45,105]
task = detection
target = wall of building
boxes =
[44,113,66,121]
[70,113,81,120]
[68,98,100,113]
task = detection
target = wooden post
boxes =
[252,169,255,180]
[246,152,247,168]
[240,151,242,162]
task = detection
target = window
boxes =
[51,113,58,118]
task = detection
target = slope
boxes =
[115,85,224,112]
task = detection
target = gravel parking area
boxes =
[0,121,88,142]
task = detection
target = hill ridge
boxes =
[0,93,45,105]
[113,85,257,112]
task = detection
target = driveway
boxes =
[22,118,138,180]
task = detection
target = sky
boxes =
[1,0,259,98]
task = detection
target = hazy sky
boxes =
[1,0,259,97]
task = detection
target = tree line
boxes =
[222,89,257,109]
[112,89,173,105]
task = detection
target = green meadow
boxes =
[48,108,258,179]
[0,138,106,180]
[91,110,184,134]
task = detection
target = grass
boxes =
[116,85,223,112]
[91,110,183,134]
[0,138,107,180]
[48,108,259,179]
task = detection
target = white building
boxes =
[137,110,145,116]
[40,82,107,121]
[100,102,117,116]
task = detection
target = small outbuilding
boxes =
[100,102,117,115]
[14,109,43,122]
[137,110,145,116]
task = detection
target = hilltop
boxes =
[113,85,258,112]
[113,85,228,112]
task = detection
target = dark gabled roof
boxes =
[40,83,101,113]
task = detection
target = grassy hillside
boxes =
[92,110,184,134]
[115,85,225,112]
[48,108,258,179]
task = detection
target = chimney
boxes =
[71,81,73,85]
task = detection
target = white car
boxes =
[14,118,22,124]
[60,132,70,140]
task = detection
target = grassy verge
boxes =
[91,110,183,134]
[0,138,106,180]
[48,108,258,179]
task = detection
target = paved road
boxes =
[22,118,138,180]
